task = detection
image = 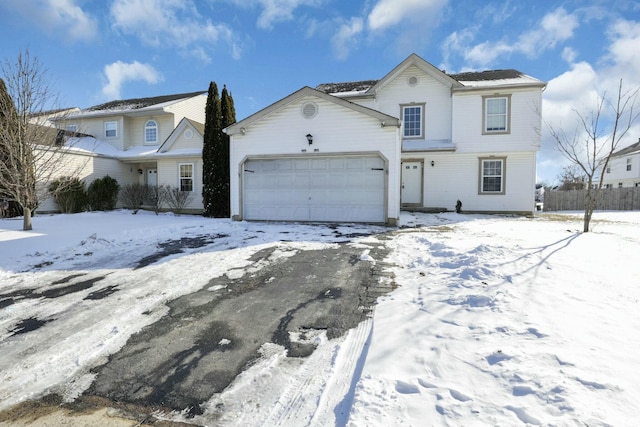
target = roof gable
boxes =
[367,53,463,95]
[158,117,204,153]
[225,86,399,135]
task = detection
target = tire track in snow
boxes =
[261,318,373,427]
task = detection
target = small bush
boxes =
[49,177,86,213]
[120,183,150,214]
[165,186,193,215]
[150,185,171,215]
[86,176,120,211]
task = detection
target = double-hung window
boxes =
[479,157,506,194]
[145,120,158,144]
[483,95,510,134]
[179,163,194,192]
[401,104,424,138]
[627,158,632,171]
[105,121,117,138]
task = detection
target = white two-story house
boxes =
[225,53,546,224]
[40,91,207,212]
[601,138,640,188]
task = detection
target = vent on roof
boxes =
[408,76,419,87]
[301,102,318,119]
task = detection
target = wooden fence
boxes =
[543,187,640,211]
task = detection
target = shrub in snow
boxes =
[48,176,86,213]
[86,176,119,211]
[120,183,150,214]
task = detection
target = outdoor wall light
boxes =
[138,168,143,174]
[306,133,313,145]
[431,160,435,167]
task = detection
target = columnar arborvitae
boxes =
[202,82,235,218]
[202,82,221,217]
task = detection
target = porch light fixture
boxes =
[431,160,435,167]
[306,133,313,145]
[138,168,143,174]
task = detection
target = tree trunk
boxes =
[583,190,593,232]
[22,207,32,231]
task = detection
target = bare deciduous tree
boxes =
[0,50,82,230]
[547,80,640,232]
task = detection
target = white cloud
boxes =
[444,7,579,69]
[368,0,446,31]
[101,61,164,100]
[331,17,364,60]
[226,0,323,30]
[110,0,241,62]
[1,0,97,42]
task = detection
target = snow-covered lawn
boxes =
[1,210,639,426]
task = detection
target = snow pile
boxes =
[1,210,639,426]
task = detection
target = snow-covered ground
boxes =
[1,210,639,426]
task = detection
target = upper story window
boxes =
[179,163,194,192]
[627,158,632,171]
[479,157,506,194]
[483,95,511,134]
[145,120,158,144]
[66,124,77,132]
[606,166,611,174]
[401,104,425,138]
[105,121,117,138]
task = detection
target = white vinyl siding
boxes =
[370,65,452,142]
[453,90,541,153]
[400,151,535,213]
[165,95,207,127]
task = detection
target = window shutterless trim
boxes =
[105,121,117,138]
[482,94,511,135]
[400,103,425,139]
[478,157,507,195]
[145,120,158,144]
[178,162,194,192]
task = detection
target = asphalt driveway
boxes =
[46,236,391,424]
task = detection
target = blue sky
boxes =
[1,0,639,184]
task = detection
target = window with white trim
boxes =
[145,120,158,144]
[627,158,632,171]
[105,121,117,138]
[179,163,194,192]
[483,95,510,134]
[401,104,424,138]
[479,158,506,194]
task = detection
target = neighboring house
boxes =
[40,91,207,212]
[225,53,546,224]
[601,138,640,188]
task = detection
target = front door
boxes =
[401,161,423,205]
[147,169,157,187]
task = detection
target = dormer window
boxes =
[145,120,158,144]
[483,95,511,134]
[401,104,425,139]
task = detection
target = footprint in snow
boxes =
[395,380,421,394]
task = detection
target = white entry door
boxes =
[147,169,157,186]
[401,161,423,205]
[243,156,386,223]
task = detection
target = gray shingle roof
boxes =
[449,69,524,82]
[612,140,640,157]
[87,91,205,111]
[315,80,379,95]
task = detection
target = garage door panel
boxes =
[244,156,385,223]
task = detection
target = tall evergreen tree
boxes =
[202,82,221,217]
[217,85,235,217]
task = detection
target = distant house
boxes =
[225,53,546,224]
[40,91,207,213]
[601,138,640,189]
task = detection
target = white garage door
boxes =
[243,156,386,223]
